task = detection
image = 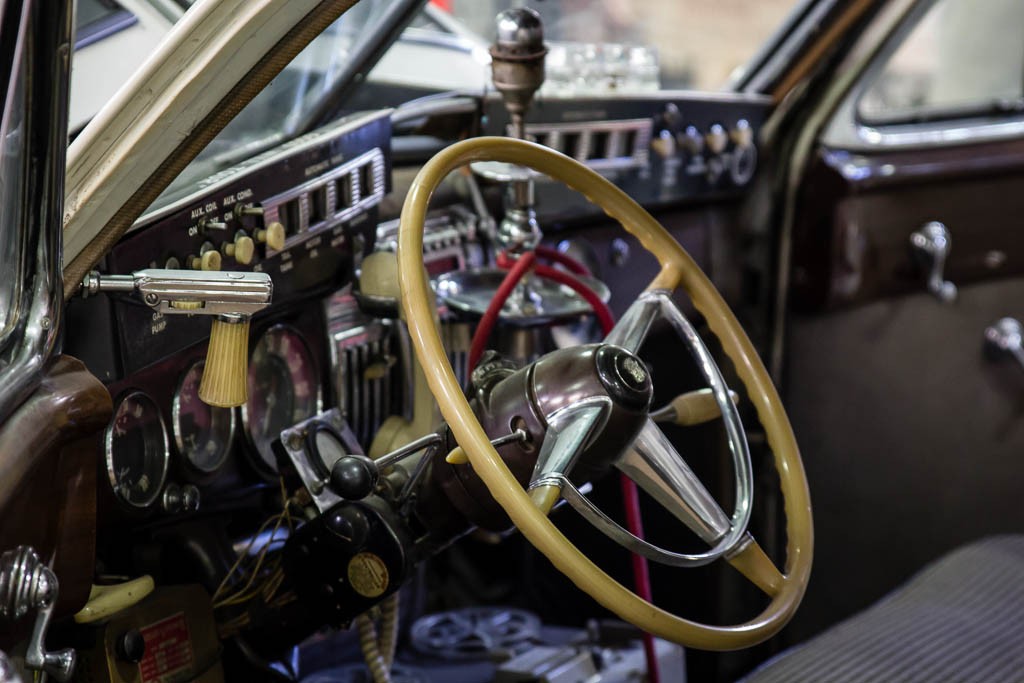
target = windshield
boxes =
[445,1,801,91]
[155,0,400,208]
[150,0,799,210]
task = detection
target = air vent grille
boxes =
[520,118,652,171]
[326,293,406,450]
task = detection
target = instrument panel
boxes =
[86,111,393,519]
[83,91,765,521]
[481,91,771,223]
[106,110,392,375]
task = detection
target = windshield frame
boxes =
[0,0,72,423]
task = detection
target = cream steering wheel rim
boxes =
[397,136,812,650]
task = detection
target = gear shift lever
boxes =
[490,8,547,140]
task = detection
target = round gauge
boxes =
[243,326,320,473]
[105,391,170,509]
[173,360,235,473]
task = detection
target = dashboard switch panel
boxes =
[107,111,392,375]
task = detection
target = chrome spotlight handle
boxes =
[80,268,272,317]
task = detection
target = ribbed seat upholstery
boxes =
[741,535,1024,683]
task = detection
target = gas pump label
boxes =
[138,612,194,683]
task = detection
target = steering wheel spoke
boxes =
[615,419,731,545]
[605,295,660,353]
[527,402,609,513]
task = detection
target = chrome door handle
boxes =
[910,221,957,303]
[985,317,1024,370]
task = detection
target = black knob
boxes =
[329,455,379,501]
[116,629,146,663]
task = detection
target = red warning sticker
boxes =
[138,612,194,683]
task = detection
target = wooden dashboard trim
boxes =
[0,356,112,616]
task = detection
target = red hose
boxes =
[530,264,616,335]
[467,249,660,683]
[620,474,661,683]
[534,244,591,276]
[467,250,536,371]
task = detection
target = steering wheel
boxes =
[397,136,812,650]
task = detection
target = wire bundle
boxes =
[214,479,297,636]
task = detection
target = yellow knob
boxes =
[198,315,250,407]
[224,235,255,265]
[191,250,221,271]
[445,446,469,465]
[256,221,286,251]
[653,388,739,426]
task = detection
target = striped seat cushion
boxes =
[742,535,1024,683]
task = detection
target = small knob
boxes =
[678,125,704,155]
[256,221,286,251]
[161,483,183,514]
[115,629,145,664]
[329,455,379,501]
[181,484,200,512]
[910,221,957,303]
[705,123,729,155]
[730,119,754,148]
[494,8,545,53]
[223,234,255,265]
[650,129,676,159]
[198,314,251,407]
[189,249,221,271]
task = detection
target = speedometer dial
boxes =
[243,325,320,474]
[173,360,234,473]
[105,391,170,508]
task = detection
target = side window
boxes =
[858,0,1024,125]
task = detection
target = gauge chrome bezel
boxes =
[105,390,171,509]
[240,323,323,476]
[172,359,236,474]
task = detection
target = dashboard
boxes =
[68,90,770,527]
[61,86,771,672]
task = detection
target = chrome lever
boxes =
[985,317,1024,370]
[910,221,957,303]
[0,547,75,682]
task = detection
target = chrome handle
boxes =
[0,547,75,682]
[985,317,1024,369]
[910,221,957,303]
